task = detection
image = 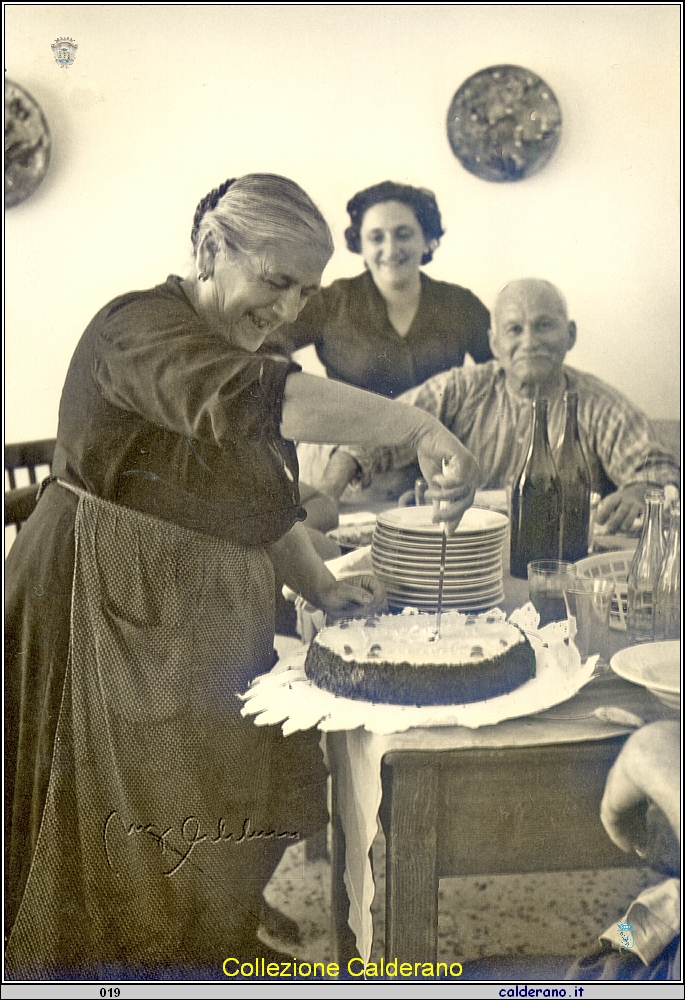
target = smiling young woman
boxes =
[267,180,492,399]
[262,180,492,497]
[359,200,428,296]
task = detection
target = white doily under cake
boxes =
[240,604,598,736]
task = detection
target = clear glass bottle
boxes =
[654,501,680,641]
[558,391,592,563]
[626,488,665,643]
[510,397,563,579]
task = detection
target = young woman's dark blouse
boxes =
[266,271,492,398]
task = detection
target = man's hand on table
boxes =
[298,480,339,533]
[594,483,653,536]
[318,451,360,502]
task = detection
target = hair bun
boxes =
[191,178,237,249]
[188,173,334,264]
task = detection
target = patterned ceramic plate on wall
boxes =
[5,80,52,208]
[447,65,562,182]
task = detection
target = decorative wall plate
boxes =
[447,65,562,182]
[5,79,52,208]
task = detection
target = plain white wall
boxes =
[5,4,681,443]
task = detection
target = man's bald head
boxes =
[494,279,569,331]
[489,278,576,397]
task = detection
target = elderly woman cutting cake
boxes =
[5,174,478,978]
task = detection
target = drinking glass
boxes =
[527,560,576,627]
[563,577,614,661]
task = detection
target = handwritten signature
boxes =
[103,811,299,877]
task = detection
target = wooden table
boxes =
[328,529,677,966]
[378,704,665,964]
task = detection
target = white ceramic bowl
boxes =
[610,641,681,709]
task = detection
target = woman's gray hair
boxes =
[191,174,334,264]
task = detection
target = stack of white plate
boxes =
[371,506,508,612]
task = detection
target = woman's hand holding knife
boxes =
[415,422,479,533]
[282,375,480,521]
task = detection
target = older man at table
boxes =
[319,279,679,530]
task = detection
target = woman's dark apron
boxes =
[5,485,327,979]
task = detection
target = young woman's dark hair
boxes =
[344,181,445,264]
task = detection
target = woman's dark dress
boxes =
[5,277,328,978]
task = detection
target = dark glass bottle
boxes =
[558,391,591,562]
[626,488,665,643]
[510,397,563,579]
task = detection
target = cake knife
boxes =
[434,459,449,640]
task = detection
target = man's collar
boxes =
[497,365,569,404]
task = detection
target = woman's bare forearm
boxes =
[281,371,481,527]
[280,372,433,447]
[268,521,335,608]
[268,522,385,617]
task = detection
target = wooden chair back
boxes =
[5,438,56,530]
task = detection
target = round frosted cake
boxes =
[304,611,535,706]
